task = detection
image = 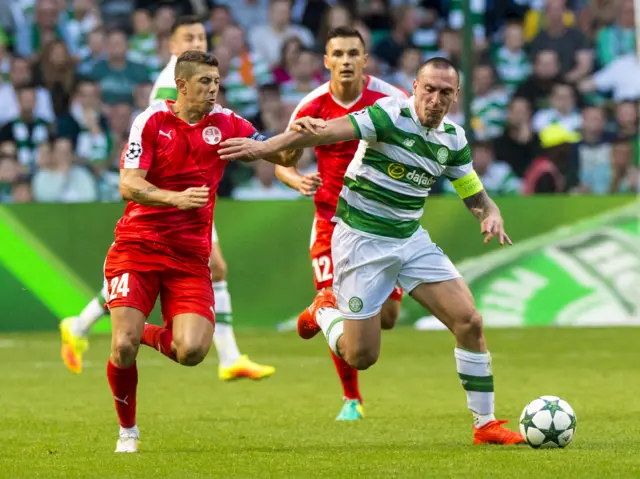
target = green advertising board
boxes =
[0,196,637,332]
[413,200,640,330]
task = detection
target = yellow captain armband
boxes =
[450,171,484,199]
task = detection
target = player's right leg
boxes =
[104,245,161,453]
[399,229,524,445]
[59,282,110,374]
[299,217,363,421]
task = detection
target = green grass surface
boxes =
[1,328,639,478]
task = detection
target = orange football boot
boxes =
[473,420,526,445]
[297,289,336,339]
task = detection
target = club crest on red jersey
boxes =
[202,126,222,145]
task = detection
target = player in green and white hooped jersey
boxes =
[218,58,525,445]
[60,16,274,382]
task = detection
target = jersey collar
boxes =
[329,75,370,110]
[408,96,446,133]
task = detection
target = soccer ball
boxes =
[519,396,576,449]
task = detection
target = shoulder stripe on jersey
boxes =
[211,103,235,117]
[287,81,330,126]
[367,76,410,98]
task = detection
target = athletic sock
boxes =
[140,323,177,362]
[455,347,496,428]
[329,348,361,402]
[212,281,241,367]
[70,285,109,336]
[316,307,344,356]
[107,360,138,429]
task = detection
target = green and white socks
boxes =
[316,307,344,355]
[69,284,110,337]
[212,281,242,367]
[455,347,496,428]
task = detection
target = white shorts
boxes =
[211,223,218,244]
[331,222,461,319]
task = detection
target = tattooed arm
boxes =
[462,189,501,222]
[120,169,209,210]
[462,189,512,246]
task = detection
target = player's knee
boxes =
[110,335,140,367]
[209,258,227,283]
[345,348,379,371]
[175,343,209,367]
[453,308,484,339]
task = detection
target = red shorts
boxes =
[103,242,215,328]
[310,217,403,300]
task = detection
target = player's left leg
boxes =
[171,313,214,366]
[209,227,274,381]
[60,282,110,373]
[380,287,403,330]
[399,232,524,445]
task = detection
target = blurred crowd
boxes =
[0,0,637,204]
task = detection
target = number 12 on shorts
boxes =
[312,255,333,283]
[109,273,131,299]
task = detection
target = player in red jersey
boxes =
[275,27,409,421]
[105,51,289,453]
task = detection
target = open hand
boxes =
[299,172,322,196]
[173,186,210,210]
[219,138,265,161]
[480,213,512,246]
[289,117,327,135]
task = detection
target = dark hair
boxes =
[472,139,494,150]
[171,15,204,35]
[15,83,37,94]
[417,56,460,84]
[106,28,127,39]
[326,26,366,49]
[259,83,280,96]
[175,51,219,79]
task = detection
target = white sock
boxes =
[71,294,107,337]
[455,347,496,428]
[316,307,344,356]
[119,425,139,438]
[212,281,241,367]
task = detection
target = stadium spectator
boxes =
[221,25,273,119]
[36,40,77,116]
[492,21,531,93]
[471,63,509,140]
[0,84,53,172]
[232,159,301,201]
[494,96,540,177]
[578,52,640,102]
[32,137,98,202]
[608,139,639,193]
[528,0,593,83]
[532,82,582,133]
[595,0,636,68]
[272,36,305,85]
[389,45,422,93]
[89,29,149,106]
[514,49,562,112]
[575,104,614,194]
[77,27,107,76]
[248,0,314,68]
[373,4,420,69]
[0,56,55,125]
[279,48,322,107]
[206,3,231,49]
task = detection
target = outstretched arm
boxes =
[462,189,511,246]
[219,116,357,163]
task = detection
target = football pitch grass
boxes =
[1,327,638,478]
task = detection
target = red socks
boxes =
[141,323,177,362]
[107,360,138,428]
[330,348,362,403]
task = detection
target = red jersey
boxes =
[117,101,261,262]
[289,75,408,220]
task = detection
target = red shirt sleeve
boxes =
[232,112,260,139]
[121,109,157,170]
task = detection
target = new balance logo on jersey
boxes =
[403,138,415,148]
[159,130,172,140]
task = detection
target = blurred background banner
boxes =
[1,195,637,332]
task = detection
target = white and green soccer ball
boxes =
[519,396,576,449]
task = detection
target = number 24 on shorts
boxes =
[109,273,131,299]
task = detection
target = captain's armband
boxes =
[450,171,484,199]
